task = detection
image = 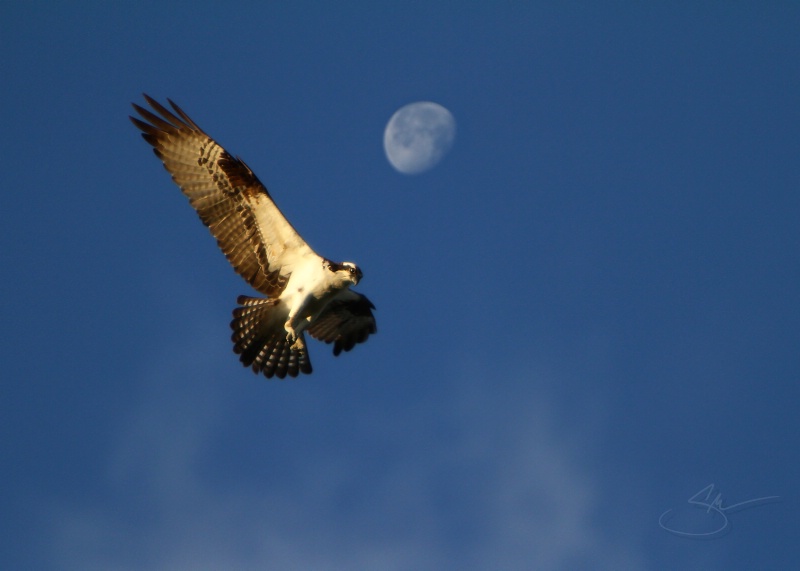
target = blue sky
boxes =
[2,2,798,569]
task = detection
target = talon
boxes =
[285,320,304,350]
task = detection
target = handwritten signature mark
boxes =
[659,483,779,538]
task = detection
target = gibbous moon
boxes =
[383,102,456,175]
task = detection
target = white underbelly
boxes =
[281,259,336,328]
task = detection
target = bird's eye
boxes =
[349,267,355,274]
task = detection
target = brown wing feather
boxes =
[307,290,377,356]
[130,95,314,297]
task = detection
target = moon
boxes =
[383,102,456,175]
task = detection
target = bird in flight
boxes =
[130,95,376,378]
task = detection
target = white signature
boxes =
[659,483,779,538]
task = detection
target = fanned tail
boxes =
[230,296,312,379]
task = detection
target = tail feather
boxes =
[230,295,312,379]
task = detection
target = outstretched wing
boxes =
[307,290,377,355]
[130,94,316,297]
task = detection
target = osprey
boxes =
[130,95,376,379]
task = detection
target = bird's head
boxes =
[325,260,363,286]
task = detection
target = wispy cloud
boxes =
[47,327,650,570]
